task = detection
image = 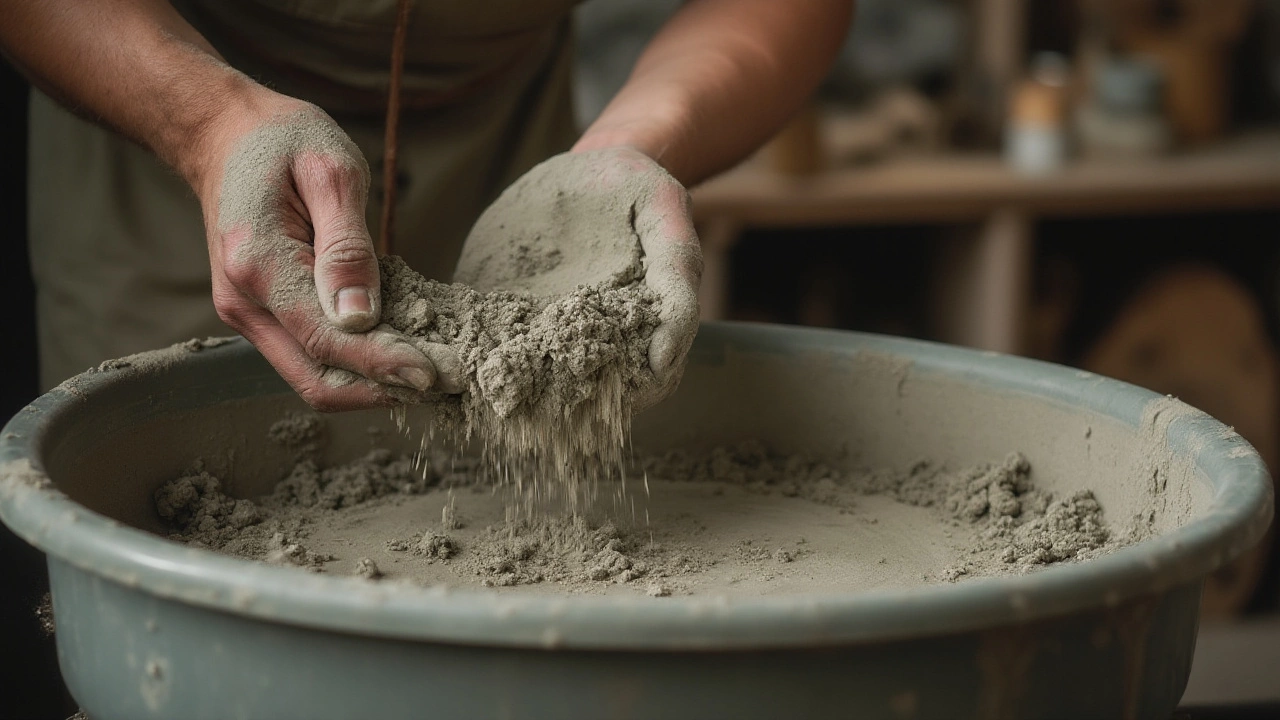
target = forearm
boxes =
[574,0,854,186]
[0,0,271,194]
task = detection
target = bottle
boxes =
[1005,52,1071,174]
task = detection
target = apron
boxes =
[29,0,581,389]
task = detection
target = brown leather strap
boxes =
[378,0,412,256]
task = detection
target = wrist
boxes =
[574,102,694,182]
[177,77,306,201]
[574,121,670,162]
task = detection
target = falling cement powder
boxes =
[379,253,658,510]
[375,153,685,509]
[154,416,1133,596]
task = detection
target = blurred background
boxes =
[3,0,1280,717]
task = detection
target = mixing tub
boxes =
[0,323,1272,720]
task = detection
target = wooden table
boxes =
[691,131,1280,352]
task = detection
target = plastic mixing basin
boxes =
[0,322,1272,720]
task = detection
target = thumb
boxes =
[294,151,381,333]
[634,180,702,378]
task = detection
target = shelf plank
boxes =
[692,132,1280,227]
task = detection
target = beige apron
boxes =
[29,0,581,389]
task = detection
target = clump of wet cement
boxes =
[380,150,691,511]
[379,254,659,509]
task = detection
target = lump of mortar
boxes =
[354,558,383,580]
[265,533,333,570]
[646,583,672,598]
[942,453,1045,522]
[378,258,660,506]
[989,490,1110,565]
[155,471,261,536]
[267,411,326,455]
[461,516,645,587]
[269,448,424,510]
[863,452,1111,574]
[417,531,458,560]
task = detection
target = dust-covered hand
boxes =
[609,148,704,410]
[194,96,461,411]
[456,147,702,411]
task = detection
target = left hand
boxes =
[455,147,702,411]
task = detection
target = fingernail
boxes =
[336,287,372,318]
[395,366,433,392]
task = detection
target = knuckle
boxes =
[212,291,248,328]
[318,238,376,268]
[222,252,259,292]
[296,383,336,412]
[322,160,366,191]
[214,303,242,328]
[301,320,382,376]
[300,323,336,362]
[301,153,369,199]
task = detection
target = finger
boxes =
[293,151,381,333]
[228,301,423,412]
[222,229,447,394]
[408,338,467,394]
[634,180,703,378]
[275,298,443,393]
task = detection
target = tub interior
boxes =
[37,331,1212,543]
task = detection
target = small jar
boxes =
[1005,53,1071,174]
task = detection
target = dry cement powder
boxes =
[155,415,1129,597]
[375,150,699,511]
[378,252,658,512]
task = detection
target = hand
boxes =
[194,93,461,411]
[614,148,703,410]
[455,147,702,411]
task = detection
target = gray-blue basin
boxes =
[0,322,1272,720]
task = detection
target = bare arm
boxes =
[573,0,855,186]
[0,0,260,196]
[0,1,452,410]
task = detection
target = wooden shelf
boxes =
[691,130,1280,353]
[692,131,1280,227]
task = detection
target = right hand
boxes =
[192,91,461,411]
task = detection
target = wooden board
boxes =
[693,131,1280,227]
